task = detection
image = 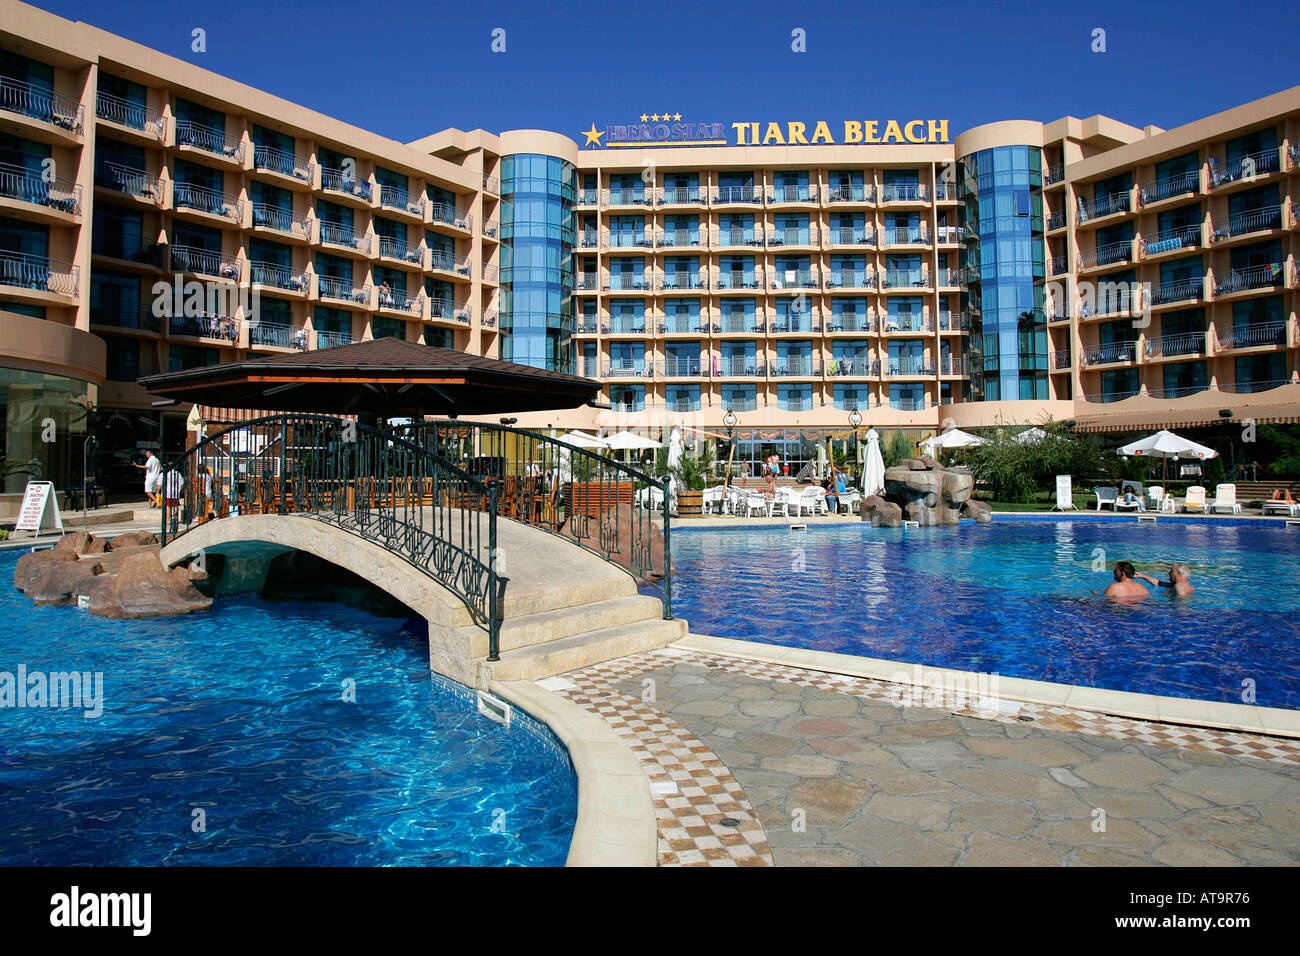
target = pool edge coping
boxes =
[490,679,657,868]
[672,634,1300,741]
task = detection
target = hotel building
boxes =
[1,0,1297,491]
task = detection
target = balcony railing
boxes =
[429,202,472,230]
[430,252,474,277]
[1144,331,1204,358]
[770,357,817,376]
[937,356,965,375]
[882,228,927,245]
[576,188,601,206]
[316,329,353,349]
[169,245,239,279]
[428,298,457,320]
[254,145,313,182]
[173,182,242,221]
[95,92,165,140]
[175,121,243,160]
[937,267,966,287]
[657,229,701,247]
[1210,149,1281,187]
[1052,348,1072,369]
[317,276,370,304]
[824,270,875,289]
[717,314,757,333]
[1050,254,1068,275]
[1083,389,1140,403]
[377,289,423,315]
[659,186,704,204]
[1044,163,1064,185]
[1139,170,1199,205]
[883,314,934,333]
[1141,224,1200,256]
[249,262,308,292]
[1214,263,1283,295]
[715,271,763,290]
[603,362,650,378]
[1149,277,1203,305]
[251,204,309,237]
[934,183,960,202]
[1078,192,1131,222]
[607,316,649,334]
[660,272,707,291]
[249,323,300,349]
[770,184,817,203]
[827,184,872,202]
[93,160,163,202]
[826,227,873,245]
[1081,342,1136,365]
[880,184,926,202]
[0,78,83,133]
[881,270,929,289]
[380,187,426,217]
[767,227,817,246]
[378,237,424,264]
[170,314,239,341]
[1046,210,1067,230]
[90,306,160,332]
[935,225,965,243]
[319,221,370,253]
[0,162,81,215]
[769,269,818,289]
[1217,322,1286,350]
[1220,378,1291,394]
[1078,240,1133,269]
[482,174,499,194]
[1214,205,1283,240]
[660,360,704,377]
[767,314,818,333]
[607,188,649,206]
[888,397,932,411]
[826,357,875,376]
[779,397,815,412]
[658,315,700,334]
[607,231,654,249]
[604,274,652,291]
[320,167,373,200]
[1081,287,1138,317]
[713,185,760,203]
[715,228,761,246]
[937,312,969,331]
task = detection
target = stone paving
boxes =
[561,648,1300,866]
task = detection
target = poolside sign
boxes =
[15,481,63,535]
[1053,475,1076,512]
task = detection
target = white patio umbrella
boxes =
[666,427,683,471]
[919,428,986,456]
[603,431,662,451]
[1117,429,1218,485]
[558,430,608,449]
[1011,427,1048,444]
[862,427,886,496]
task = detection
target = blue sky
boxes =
[33,0,1300,145]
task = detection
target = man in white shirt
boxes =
[133,449,163,507]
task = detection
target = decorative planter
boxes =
[676,489,703,516]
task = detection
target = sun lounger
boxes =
[1094,487,1119,511]
[1182,485,1207,513]
[1210,483,1241,515]
[1262,499,1300,517]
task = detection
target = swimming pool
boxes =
[0,548,576,866]
[668,519,1300,710]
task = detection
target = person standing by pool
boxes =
[132,449,162,507]
[1101,561,1149,601]
[1136,563,1195,598]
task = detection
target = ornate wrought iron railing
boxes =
[395,421,673,621]
[160,414,506,658]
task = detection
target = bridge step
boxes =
[483,616,686,683]
[457,594,666,659]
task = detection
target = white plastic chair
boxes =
[838,490,862,514]
[1210,483,1241,514]
[1094,487,1119,511]
[1182,485,1207,513]
[1147,485,1171,511]
[702,486,726,514]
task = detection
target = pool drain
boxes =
[1017,715,1035,722]
[719,817,743,827]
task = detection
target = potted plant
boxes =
[671,447,714,517]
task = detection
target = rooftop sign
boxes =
[582,116,950,148]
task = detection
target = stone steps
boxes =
[482,615,686,683]
[455,593,666,660]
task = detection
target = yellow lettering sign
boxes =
[928,119,949,143]
[810,121,833,144]
[763,122,785,145]
[881,120,904,144]
[787,121,808,144]
[732,122,750,145]
[904,120,926,143]
[842,120,862,144]
[863,121,879,144]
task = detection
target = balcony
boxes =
[169,245,239,280]
[824,270,875,290]
[659,186,704,205]
[714,272,763,291]
[883,314,934,334]
[378,288,424,316]
[379,187,426,218]
[827,184,872,202]
[316,329,353,349]
[937,312,969,332]
[658,315,701,334]
[767,227,817,246]
[1148,276,1203,306]
[882,228,927,246]
[576,188,601,206]
[937,267,967,288]
[826,227,873,246]
[317,276,371,305]
[1140,224,1200,257]
[251,204,309,238]
[482,311,498,328]
[934,183,960,202]
[1081,342,1137,366]
[937,356,965,375]
[429,202,472,231]
[175,121,243,161]
[91,231,163,267]
[319,222,371,253]
[888,397,932,411]
[1077,192,1130,223]
[320,167,373,202]
[1050,254,1068,275]
[660,272,707,291]
[1220,378,1291,394]
[607,316,649,334]
[769,269,819,290]
[253,146,313,183]
[715,228,762,247]
[779,397,815,412]
[1216,322,1286,350]
[881,270,929,290]
[656,229,701,248]
[0,78,83,134]
[249,262,308,293]
[607,188,650,206]
[767,314,818,333]
[1213,205,1283,241]
[1143,331,1204,358]
[713,185,760,204]
[95,93,165,140]
[603,362,651,378]
[1214,263,1283,295]
[1083,389,1140,403]
[430,251,474,278]
[716,314,757,333]
[249,323,301,349]
[577,231,600,249]
[1077,240,1133,270]
[1044,164,1064,186]
[1138,171,1199,206]
[482,174,499,194]
[173,182,242,222]
[607,231,654,249]
[1052,348,1072,369]
[1046,210,1067,231]
[879,184,927,203]
[170,314,239,342]
[0,163,81,216]
[770,357,818,376]
[378,237,424,266]
[91,305,160,332]
[428,298,459,321]
[660,360,704,378]
[1210,149,1281,187]
[1147,384,1208,399]
[770,184,817,203]
[1081,287,1138,317]
[93,160,163,203]
[604,274,652,292]
[935,225,965,243]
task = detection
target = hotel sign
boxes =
[582,116,949,148]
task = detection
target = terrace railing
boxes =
[161,415,509,659]
[175,121,244,161]
[320,167,373,201]
[0,78,83,133]
[0,251,79,296]
[95,92,166,140]
[253,145,314,182]
[173,182,242,221]
[0,162,82,215]
[94,160,164,202]
[251,204,309,237]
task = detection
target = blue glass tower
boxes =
[499,154,575,372]
[959,145,1048,401]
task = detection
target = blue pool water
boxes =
[0,548,576,866]
[669,519,1300,710]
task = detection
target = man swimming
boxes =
[1135,563,1195,598]
[1100,561,1150,601]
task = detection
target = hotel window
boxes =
[1148,152,1200,201]
[888,384,925,410]
[831,340,871,372]
[607,258,646,291]
[663,173,699,203]
[778,385,812,411]
[664,298,700,333]
[718,256,756,288]
[424,279,454,314]
[609,173,644,205]
[104,337,139,381]
[96,73,148,130]
[90,271,140,327]
[609,342,645,373]
[666,385,701,411]
[425,325,455,349]
[831,297,869,331]
[717,172,754,203]
[608,299,646,333]
[773,297,809,331]
[664,344,701,377]
[94,137,146,189]
[426,231,455,268]
[608,215,645,248]
[829,254,867,286]
[1227,240,1283,288]
[773,256,811,288]
[828,170,865,202]
[829,212,865,244]
[663,214,699,244]
[168,345,219,372]
[372,316,406,340]
[1231,298,1285,347]
[314,307,351,333]
[886,339,925,374]
[663,256,699,289]
[719,341,757,375]
[772,170,809,202]
[1156,203,1200,243]
[260,297,292,331]
[250,180,294,227]
[775,341,813,375]
[171,220,221,256]
[885,213,921,243]
[1234,353,1286,391]
[314,252,352,285]
[1225,127,1278,172]
[375,166,410,207]
[1227,185,1282,231]
[882,169,920,202]
[1100,367,1139,400]
[174,99,226,147]
[317,199,354,238]
[249,237,292,270]
[374,265,407,300]
[833,384,870,410]
[92,204,144,261]
[885,254,923,286]
[718,213,756,244]
[718,298,756,332]
[609,385,645,411]
[721,384,757,411]
[1161,361,1207,397]
[1160,308,1206,345]
[173,158,222,196]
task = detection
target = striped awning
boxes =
[1074,402,1300,433]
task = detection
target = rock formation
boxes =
[860,457,992,527]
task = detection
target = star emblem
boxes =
[673,113,682,121]
[650,113,660,122]
[662,110,671,120]
[640,114,649,122]
[581,124,605,147]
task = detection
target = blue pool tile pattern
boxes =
[666,519,1300,710]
